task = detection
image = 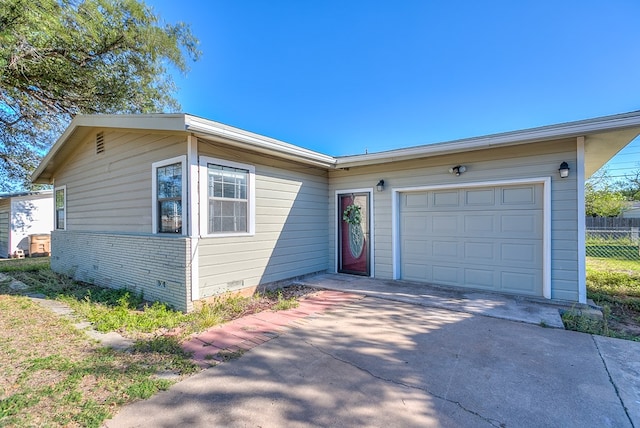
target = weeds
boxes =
[2,263,310,341]
[271,289,299,311]
[0,258,315,427]
[562,307,608,336]
[563,258,640,341]
[0,296,196,428]
[216,349,246,362]
[561,304,639,340]
[0,257,50,273]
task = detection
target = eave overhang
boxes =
[31,110,640,184]
[184,115,336,168]
[31,114,336,183]
[335,111,640,175]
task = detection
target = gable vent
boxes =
[96,132,105,154]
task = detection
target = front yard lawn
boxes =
[0,258,309,427]
[563,257,640,341]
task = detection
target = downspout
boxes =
[577,136,587,304]
[187,135,200,303]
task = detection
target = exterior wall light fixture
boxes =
[449,165,466,176]
[558,162,570,178]
[376,179,385,192]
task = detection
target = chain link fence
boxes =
[586,227,640,260]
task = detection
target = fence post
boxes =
[633,227,639,244]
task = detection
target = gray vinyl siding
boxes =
[47,130,193,310]
[51,230,192,311]
[52,130,187,233]
[197,139,329,297]
[329,138,580,302]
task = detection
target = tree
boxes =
[617,168,640,201]
[0,0,200,191]
[585,169,628,217]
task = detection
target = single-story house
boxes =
[0,190,54,258]
[31,111,640,311]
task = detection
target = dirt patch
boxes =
[229,285,320,318]
[607,304,640,338]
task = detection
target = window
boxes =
[55,186,66,230]
[152,156,187,234]
[199,157,255,236]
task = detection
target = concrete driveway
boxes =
[105,295,639,428]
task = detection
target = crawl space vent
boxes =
[96,132,105,154]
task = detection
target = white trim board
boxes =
[151,155,188,236]
[576,137,587,304]
[54,185,67,231]
[198,156,256,238]
[391,177,552,299]
[187,136,199,301]
[334,188,375,278]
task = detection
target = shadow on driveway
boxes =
[105,297,635,428]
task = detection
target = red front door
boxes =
[338,193,370,276]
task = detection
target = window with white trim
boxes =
[152,156,187,234]
[200,157,255,236]
[55,186,66,230]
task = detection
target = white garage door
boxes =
[400,184,543,296]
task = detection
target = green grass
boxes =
[585,234,640,260]
[562,257,640,341]
[562,306,610,336]
[586,257,640,309]
[269,289,300,311]
[0,295,198,427]
[587,257,640,274]
[1,258,310,340]
[586,245,640,260]
[1,259,260,338]
[0,257,314,427]
[0,257,50,272]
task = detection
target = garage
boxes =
[399,183,544,297]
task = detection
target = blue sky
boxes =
[148,0,640,177]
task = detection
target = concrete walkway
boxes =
[106,282,640,428]
[299,273,571,328]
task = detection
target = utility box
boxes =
[29,234,51,257]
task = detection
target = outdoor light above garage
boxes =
[559,162,570,178]
[376,179,385,191]
[448,165,466,176]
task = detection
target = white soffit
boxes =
[584,129,640,178]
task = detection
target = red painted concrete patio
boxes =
[182,290,364,367]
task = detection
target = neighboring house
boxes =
[31,112,640,311]
[622,202,640,219]
[0,190,54,258]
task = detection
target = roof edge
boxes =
[31,110,640,182]
[185,115,336,167]
[32,114,337,183]
[31,114,189,182]
[0,189,53,199]
[335,110,640,167]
